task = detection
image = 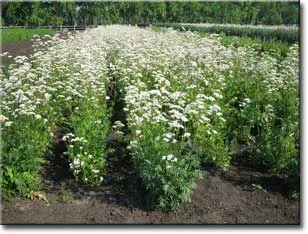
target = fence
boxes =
[0,25,98,31]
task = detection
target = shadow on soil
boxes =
[202,152,297,197]
[42,92,147,211]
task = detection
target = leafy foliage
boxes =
[1,30,111,198]
[0,26,299,209]
[1,116,51,199]
[1,1,299,26]
[66,96,110,186]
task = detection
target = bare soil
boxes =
[1,134,300,224]
[1,39,35,65]
[1,31,71,65]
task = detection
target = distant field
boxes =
[1,28,56,44]
[152,26,293,58]
[219,34,293,58]
[153,23,299,43]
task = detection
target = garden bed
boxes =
[0,25,300,224]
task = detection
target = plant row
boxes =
[109,26,299,208]
[1,30,112,199]
[1,26,299,208]
[153,23,299,43]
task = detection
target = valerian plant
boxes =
[0,25,299,206]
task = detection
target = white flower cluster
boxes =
[112,120,125,135]
[1,28,115,185]
[162,154,177,169]
[68,150,103,183]
[1,29,112,128]
[106,26,230,150]
[1,25,298,185]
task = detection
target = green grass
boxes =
[0,28,56,44]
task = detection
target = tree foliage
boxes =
[1,1,299,26]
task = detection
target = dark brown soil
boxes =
[1,137,300,224]
[2,39,35,55]
[1,31,71,65]
[1,39,35,65]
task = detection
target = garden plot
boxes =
[0,25,299,223]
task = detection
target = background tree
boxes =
[0,1,300,27]
[28,2,45,27]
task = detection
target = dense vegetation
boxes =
[1,1,299,27]
[153,23,299,43]
[1,28,55,44]
[0,26,299,209]
[1,32,111,198]
[219,34,292,58]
